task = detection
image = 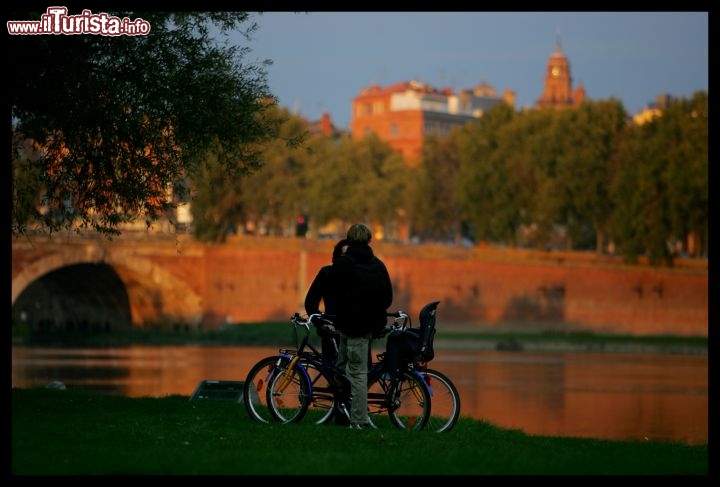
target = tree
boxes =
[659,92,708,258]
[239,108,312,237]
[500,108,565,249]
[188,105,303,242]
[10,11,288,238]
[610,91,708,265]
[188,143,245,243]
[274,131,407,236]
[408,133,464,244]
[454,103,525,247]
[553,100,628,253]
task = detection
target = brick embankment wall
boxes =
[200,238,707,338]
[11,235,707,337]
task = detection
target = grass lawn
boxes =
[11,387,708,476]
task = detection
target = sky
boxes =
[238,12,708,131]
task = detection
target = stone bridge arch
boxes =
[109,253,203,329]
[12,241,203,331]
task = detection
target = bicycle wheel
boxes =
[244,355,288,423]
[265,357,312,423]
[422,368,461,432]
[299,359,338,425]
[368,370,431,431]
[244,355,310,424]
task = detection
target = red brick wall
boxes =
[204,239,707,337]
[381,255,707,336]
[12,237,707,337]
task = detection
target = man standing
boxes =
[332,223,393,429]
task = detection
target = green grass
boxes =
[12,387,707,475]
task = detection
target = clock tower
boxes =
[536,39,583,109]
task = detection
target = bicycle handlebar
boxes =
[291,312,324,330]
[387,310,410,330]
[291,309,411,334]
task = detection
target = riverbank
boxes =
[434,337,708,355]
[12,322,708,355]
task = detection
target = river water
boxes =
[11,345,707,445]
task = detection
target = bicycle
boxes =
[243,312,432,430]
[381,301,461,433]
[244,301,460,432]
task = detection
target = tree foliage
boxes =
[455,103,525,246]
[610,92,708,264]
[553,99,627,252]
[409,133,465,243]
[160,90,709,265]
[11,11,286,238]
[235,117,409,238]
[235,106,312,237]
[438,94,706,263]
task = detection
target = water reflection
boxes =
[11,346,707,445]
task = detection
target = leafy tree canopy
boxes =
[11,11,290,238]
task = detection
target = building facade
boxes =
[350,79,515,166]
[632,93,673,125]
[349,40,593,165]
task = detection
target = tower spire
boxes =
[555,27,562,52]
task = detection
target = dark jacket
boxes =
[304,264,338,317]
[331,242,393,337]
[304,264,341,361]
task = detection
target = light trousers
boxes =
[336,332,372,425]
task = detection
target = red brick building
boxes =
[350,80,515,167]
[349,41,590,167]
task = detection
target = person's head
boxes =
[332,238,349,263]
[346,223,372,244]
